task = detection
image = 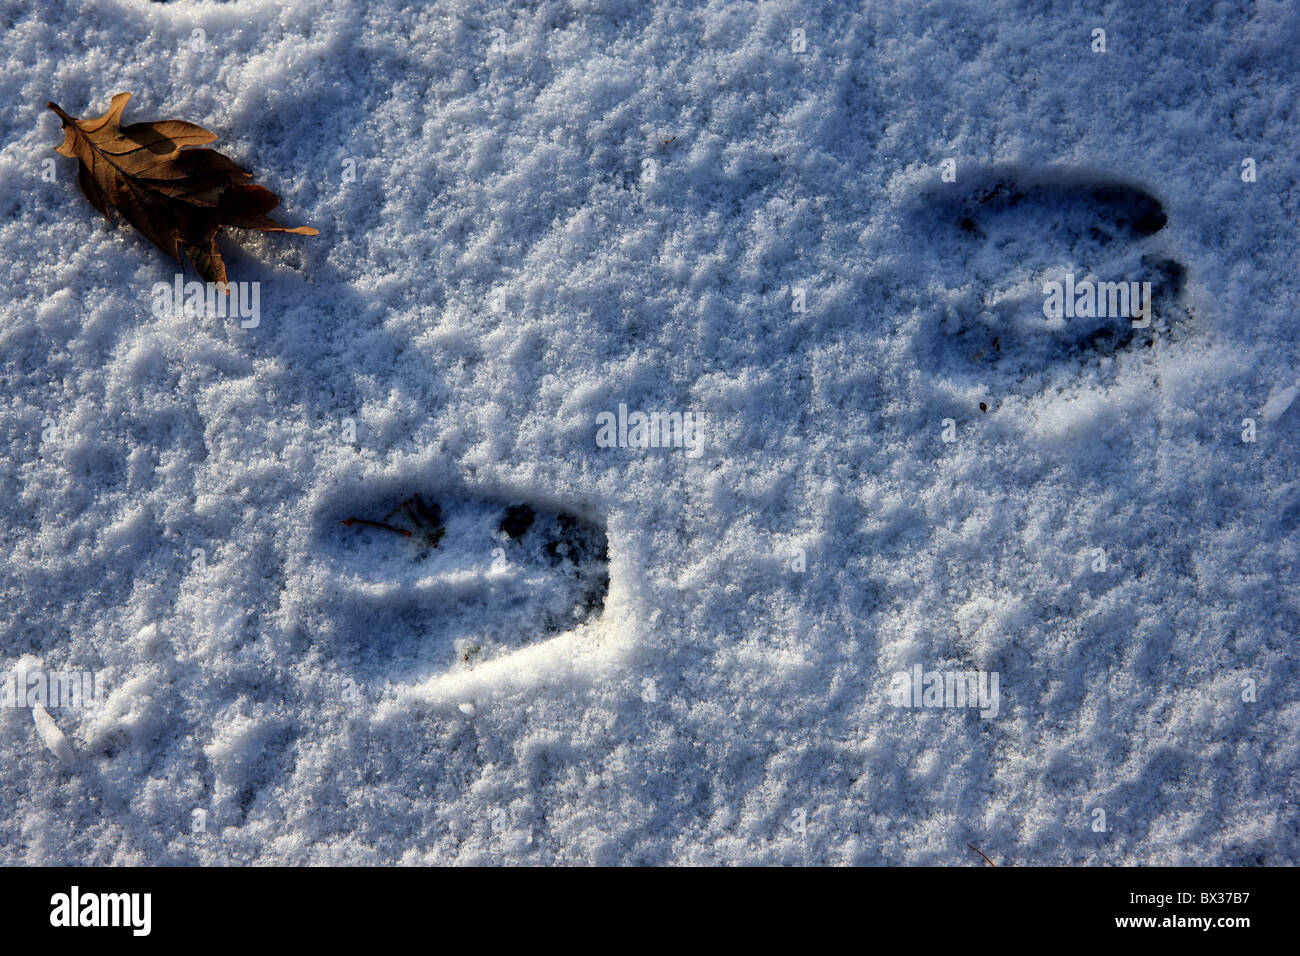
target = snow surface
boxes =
[1,0,1297,864]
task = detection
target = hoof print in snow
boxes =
[911,167,1189,388]
[316,489,608,681]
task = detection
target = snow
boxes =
[1,0,1297,864]
[32,702,76,769]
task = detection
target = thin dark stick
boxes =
[967,843,995,867]
[340,518,412,536]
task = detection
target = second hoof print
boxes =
[909,165,1190,391]
[310,485,609,685]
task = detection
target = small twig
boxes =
[967,843,995,867]
[340,518,412,536]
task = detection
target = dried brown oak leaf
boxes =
[47,91,317,288]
